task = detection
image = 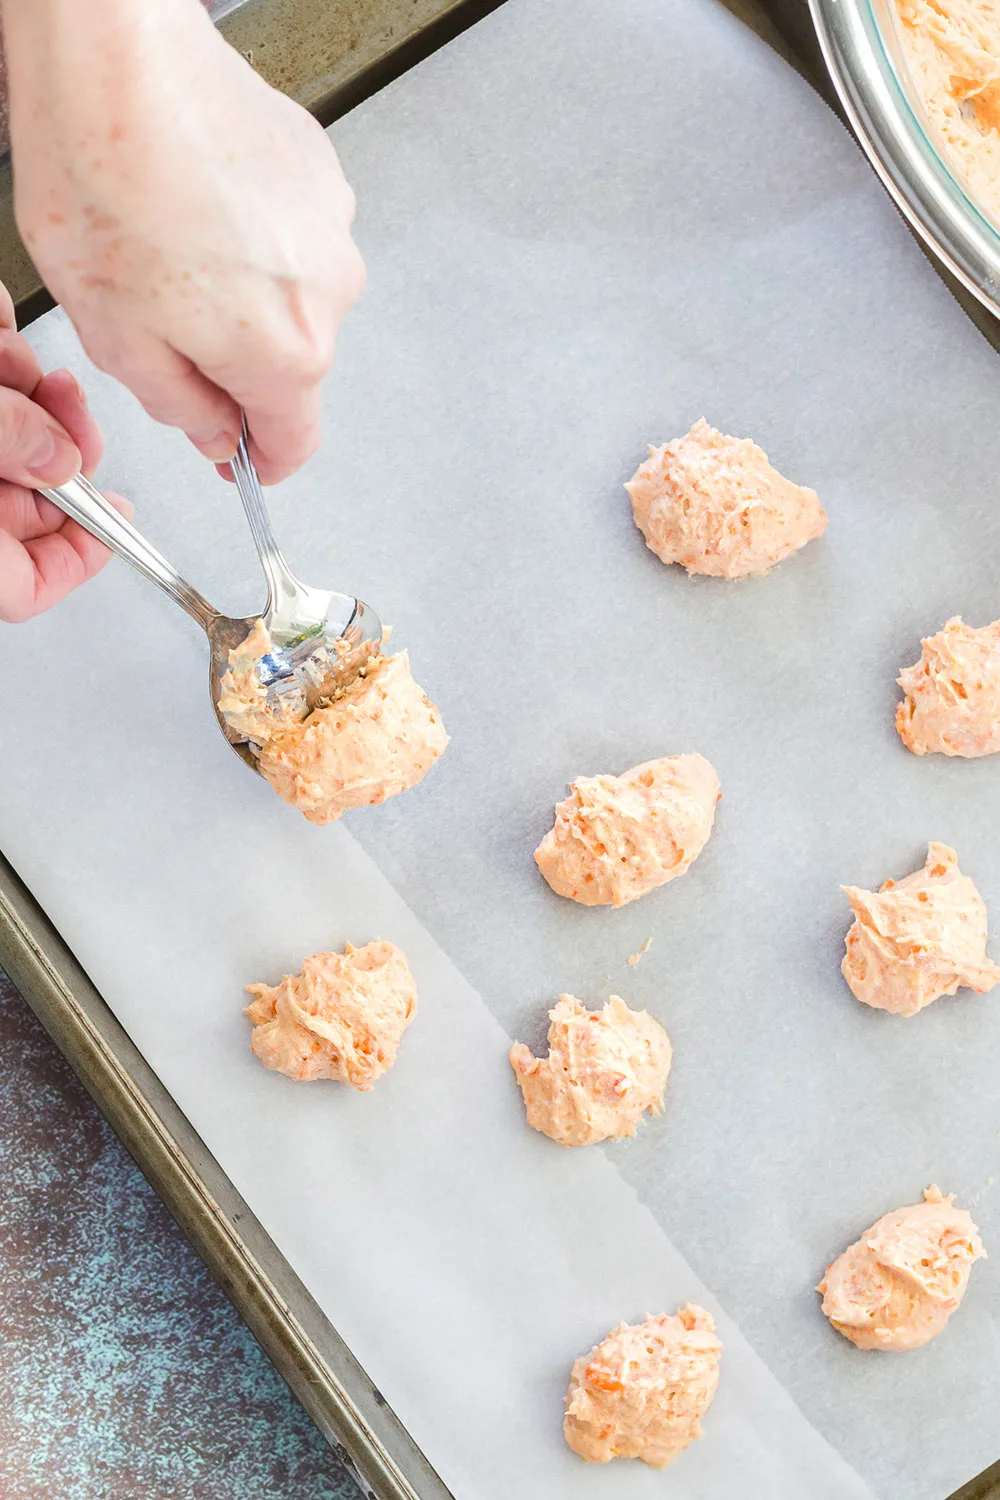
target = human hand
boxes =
[0,299,129,623]
[5,0,365,486]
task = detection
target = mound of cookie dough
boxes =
[564,1306,722,1466]
[509,994,671,1146]
[245,940,416,1088]
[819,1186,985,1351]
[896,616,1000,756]
[535,753,719,907]
[220,621,448,824]
[626,418,827,578]
[842,842,1000,1017]
[894,0,1000,224]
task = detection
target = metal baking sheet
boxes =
[0,857,451,1500]
[2,0,1000,1495]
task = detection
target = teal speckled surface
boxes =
[0,970,359,1500]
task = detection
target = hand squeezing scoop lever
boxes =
[40,458,382,772]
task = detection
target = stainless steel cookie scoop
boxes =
[39,472,381,773]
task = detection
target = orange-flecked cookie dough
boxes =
[564,1307,722,1466]
[509,995,671,1146]
[626,418,827,578]
[893,0,1000,224]
[256,652,447,824]
[896,616,1000,757]
[819,1186,985,1351]
[220,619,448,824]
[218,618,296,743]
[246,941,416,1088]
[842,843,1000,1017]
[535,754,719,907]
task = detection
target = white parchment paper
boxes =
[3,0,1000,1495]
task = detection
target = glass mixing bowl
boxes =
[809,0,1000,316]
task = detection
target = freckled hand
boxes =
[1,0,365,484]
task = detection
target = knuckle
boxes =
[294,344,332,389]
[0,398,35,463]
[268,327,332,390]
[0,597,31,624]
[0,328,26,363]
[0,331,39,393]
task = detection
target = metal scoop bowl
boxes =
[40,473,382,773]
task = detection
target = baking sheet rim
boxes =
[0,853,454,1500]
[4,852,1000,1500]
[1,0,999,1494]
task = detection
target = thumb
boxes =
[0,386,82,488]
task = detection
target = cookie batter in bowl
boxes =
[893,0,1000,225]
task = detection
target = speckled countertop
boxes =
[0,969,361,1500]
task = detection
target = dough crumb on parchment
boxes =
[626,937,653,966]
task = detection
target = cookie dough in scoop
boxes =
[246,940,416,1088]
[564,1306,722,1466]
[509,994,671,1146]
[220,622,448,824]
[535,754,719,907]
[842,842,1000,1016]
[819,1186,985,1351]
[626,418,826,578]
[896,616,1000,757]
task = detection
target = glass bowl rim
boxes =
[808,0,1000,316]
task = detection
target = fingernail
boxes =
[27,428,78,484]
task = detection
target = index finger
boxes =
[32,369,104,476]
[0,329,45,397]
[0,281,17,333]
[0,491,131,623]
